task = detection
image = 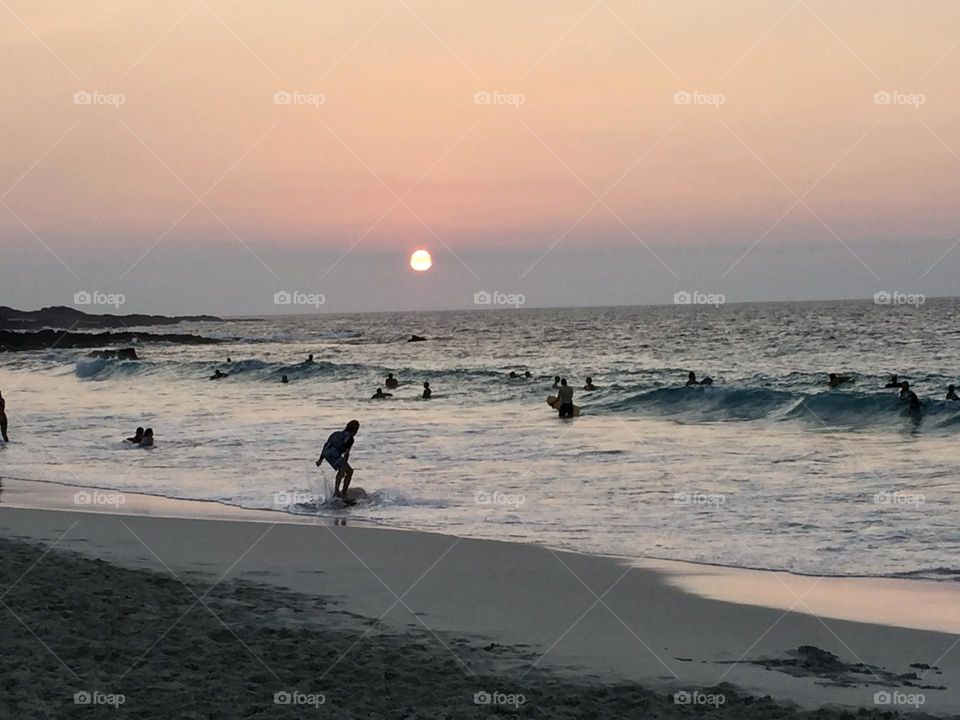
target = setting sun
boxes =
[410,249,432,272]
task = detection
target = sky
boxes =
[1,0,959,315]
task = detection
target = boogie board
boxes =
[546,395,581,417]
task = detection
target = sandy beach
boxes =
[1,484,957,718]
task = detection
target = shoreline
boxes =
[3,475,959,636]
[0,497,958,715]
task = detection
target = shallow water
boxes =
[1,300,958,580]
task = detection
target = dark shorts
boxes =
[323,451,348,471]
[558,403,574,418]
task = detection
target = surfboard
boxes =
[546,395,581,417]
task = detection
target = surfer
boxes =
[125,427,144,444]
[583,377,597,391]
[947,384,959,401]
[828,373,852,388]
[385,373,399,389]
[422,381,432,399]
[140,428,154,448]
[371,388,392,399]
[524,371,532,378]
[0,390,9,442]
[509,371,518,379]
[686,372,713,386]
[557,378,575,418]
[884,374,901,388]
[306,354,314,363]
[281,375,289,384]
[316,419,360,499]
[899,381,923,413]
[210,369,228,381]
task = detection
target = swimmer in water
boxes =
[686,372,713,386]
[884,374,900,389]
[316,419,360,499]
[210,369,228,380]
[281,375,289,384]
[899,382,923,414]
[552,375,561,389]
[140,428,154,447]
[947,384,959,401]
[126,427,144,444]
[306,354,314,363]
[0,390,9,442]
[583,377,597,391]
[371,388,393,399]
[524,371,532,378]
[422,381,432,399]
[828,373,852,388]
[385,373,399,389]
[509,371,518,379]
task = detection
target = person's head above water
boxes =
[345,419,360,435]
[554,375,560,383]
[949,384,956,392]
[901,381,910,390]
[134,426,144,437]
[509,371,517,378]
[143,428,153,437]
[890,374,898,382]
[281,375,289,383]
[560,378,568,386]
[423,381,430,388]
[586,376,593,384]
[688,372,696,381]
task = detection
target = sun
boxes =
[410,249,432,272]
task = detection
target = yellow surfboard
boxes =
[546,395,581,417]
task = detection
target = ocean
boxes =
[1,299,958,581]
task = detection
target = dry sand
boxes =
[0,499,957,718]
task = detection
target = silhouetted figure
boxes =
[900,381,923,414]
[0,390,9,442]
[509,371,518,379]
[316,419,360,499]
[210,369,228,380]
[422,381,432,399]
[947,385,959,401]
[141,428,154,447]
[584,377,597,391]
[557,378,574,418]
[281,375,289,384]
[524,371,532,378]
[828,373,852,388]
[385,373,399,389]
[126,427,144,444]
[552,375,561,389]
[687,372,713,386]
[884,374,901,389]
[371,388,392,399]
[226,357,232,364]
[306,354,314,363]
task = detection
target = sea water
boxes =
[1,300,958,580]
